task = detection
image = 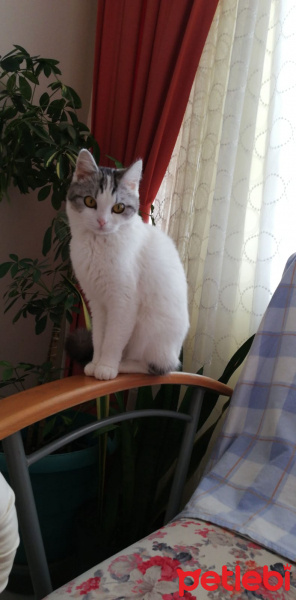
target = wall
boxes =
[0,1,98,389]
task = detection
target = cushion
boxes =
[45,518,296,599]
[180,254,296,562]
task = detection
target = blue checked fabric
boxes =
[181,254,296,562]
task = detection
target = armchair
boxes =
[0,372,232,599]
[2,253,296,599]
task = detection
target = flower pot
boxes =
[0,414,100,592]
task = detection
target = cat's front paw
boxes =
[94,364,118,380]
[84,361,96,377]
[84,360,118,380]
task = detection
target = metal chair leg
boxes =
[2,432,53,599]
[164,387,205,523]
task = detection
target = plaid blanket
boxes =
[181,254,296,562]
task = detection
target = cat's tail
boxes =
[65,329,180,375]
[65,328,93,366]
[119,359,180,375]
[65,335,153,374]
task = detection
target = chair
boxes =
[0,372,232,598]
[2,254,296,599]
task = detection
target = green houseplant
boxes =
[0,45,100,381]
[0,44,99,383]
[0,45,102,591]
[0,44,100,207]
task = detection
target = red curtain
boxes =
[68,0,218,375]
[92,0,219,221]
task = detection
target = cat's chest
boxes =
[70,233,136,296]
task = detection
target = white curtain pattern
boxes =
[155,0,296,379]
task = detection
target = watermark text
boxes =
[177,564,291,595]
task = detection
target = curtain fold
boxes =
[91,0,219,220]
[155,0,296,379]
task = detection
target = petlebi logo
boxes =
[177,564,292,595]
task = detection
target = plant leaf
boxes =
[0,56,23,72]
[19,75,32,101]
[39,92,50,108]
[35,315,47,335]
[0,360,13,368]
[0,262,13,278]
[43,63,52,78]
[2,366,14,381]
[42,223,53,256]
[218,334,255,384]
[23,70,39,85]
[106,155,124,168]
[6,73,16,92]
[61,85,81,109]
[56,155,68,180]
[38,185,51,202]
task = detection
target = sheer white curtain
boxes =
[155,0,296,378]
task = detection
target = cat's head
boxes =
[67,149,142,235]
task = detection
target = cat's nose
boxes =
[98,218,107,228]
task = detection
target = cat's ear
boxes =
[121,159,142,193]
[73,149,98,181]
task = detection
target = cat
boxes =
[66,149,189,380]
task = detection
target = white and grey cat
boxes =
[66,149,189,380]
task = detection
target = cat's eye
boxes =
[112,202,125,214]
[84,196,97,209]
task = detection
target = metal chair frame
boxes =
[0,372,232,599]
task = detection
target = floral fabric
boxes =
[45,518,296,599]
